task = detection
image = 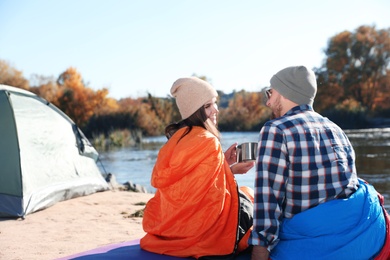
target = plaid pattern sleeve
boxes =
[250,123,288,248]
[249,105,359,248]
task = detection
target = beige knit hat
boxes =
[170,77,218,120]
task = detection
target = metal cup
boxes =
[236,142,258,162]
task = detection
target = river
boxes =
[97,128,390,209]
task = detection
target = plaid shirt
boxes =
[250,105,359,248]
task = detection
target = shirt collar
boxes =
[285,104,313,116]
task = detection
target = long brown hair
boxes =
[165,106,220,142]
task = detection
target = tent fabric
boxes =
[0,85,109,218]
[0,90,21,197]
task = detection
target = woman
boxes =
[140,77,255,259]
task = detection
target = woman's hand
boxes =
[231,161,255,174]
[224,143,238,166]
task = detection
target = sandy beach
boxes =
[0,190,154,260]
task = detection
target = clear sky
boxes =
[1,0,389,99]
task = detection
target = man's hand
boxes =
[251,245,270,260]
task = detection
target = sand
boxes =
[0,190,154,260]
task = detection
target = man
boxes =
[250,66,388,259]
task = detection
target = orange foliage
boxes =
[0,60,29,90]
[317,25,390,113]
[54,67,117,126]
[94,88,119,115]
[30,79,59,103]
[117,97,167,136]
[219,90,269,131]
[325,31,351,72]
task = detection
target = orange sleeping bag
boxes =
[140,127,241,258]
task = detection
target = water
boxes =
[97,128,390,209]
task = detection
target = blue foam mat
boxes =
[57,239,250,260]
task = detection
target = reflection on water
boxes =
[344,128,390,147]
[98,128,390,209]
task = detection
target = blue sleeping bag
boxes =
[271,179,386,260]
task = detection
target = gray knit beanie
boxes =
[270,66,317,105]
[170,77,218,120]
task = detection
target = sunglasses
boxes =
[265,88,272,100]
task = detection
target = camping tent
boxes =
[0,84,109,218]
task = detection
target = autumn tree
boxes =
[28,74,59,103]
[54,67,114,127]
[0,59,29,90]
[147,93,180,126]
[218,90,269,131]
[314,25,390,113]
[116,97,166,136]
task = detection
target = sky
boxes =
[1,0,389,100]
